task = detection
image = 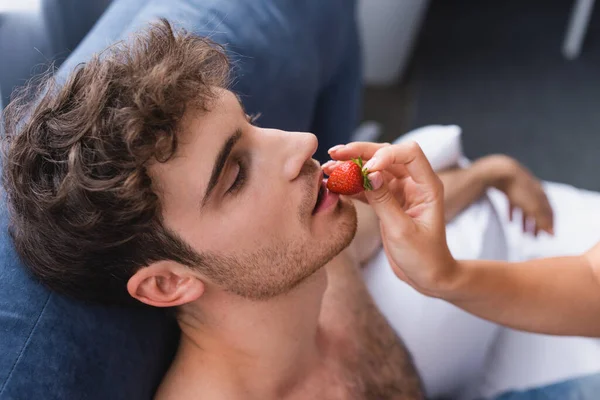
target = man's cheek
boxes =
[248,188,290,223]
[210,212,274,247]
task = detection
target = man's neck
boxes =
[164,268,329,399]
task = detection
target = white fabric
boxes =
[472,184,600,399]
[394,124,463,172]
[362,126,600,399]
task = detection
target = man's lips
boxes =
[312,173,339,215]
[313,180,325,213]
[314,181,339,214]
[312,172,324,214]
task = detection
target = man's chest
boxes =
[310,255,424,399]
[313,306,422,399]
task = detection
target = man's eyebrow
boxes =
[202,128,243,206]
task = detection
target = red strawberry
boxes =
[326,157,373,195]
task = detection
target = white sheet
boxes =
[362,181,600,399]
[473,183,600,399]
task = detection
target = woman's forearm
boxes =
[435,255,600,337]
[438,155,512,222]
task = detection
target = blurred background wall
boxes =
[361,0,600,191]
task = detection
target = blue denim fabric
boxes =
[0,1,360,399]
[57,0,361,162]
[491,374,600,400]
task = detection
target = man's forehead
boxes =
[149,89,242,193]
[178,89,243,133]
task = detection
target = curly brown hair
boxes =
[2,19,230,306]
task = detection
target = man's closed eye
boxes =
[226,157,247,195]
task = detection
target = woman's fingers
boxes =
[530,190,554,236]
[535,208,554,235]
[328,141,433,185]
[327,142,409,179]
[540,196,555,235]
[322,159,409,183]
[345,171,398,203]
[364,141,439,187]
[513,206,554,237]
[321,160,340,175]
[363,171,413,232]
[328,141,390,161]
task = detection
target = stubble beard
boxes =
[208,199,358,301]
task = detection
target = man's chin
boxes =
[223,200,358,302]
[262,201,357,299]
[332,196,358,240]
[319,198,358,261]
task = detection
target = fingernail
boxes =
[321,160,335,169]
[328,145,345,153]
[364,157,377,171]
[367,171,383,190]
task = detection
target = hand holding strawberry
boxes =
[326,157,373,195]
[325,142,457,296]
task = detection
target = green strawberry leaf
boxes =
[362,172,373,191]
[352,157,373,191]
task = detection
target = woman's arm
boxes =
[330,141,600,338]
[440,155,553,235]
[438,158,497,222]
[345,154,520,264]
[430,242,600,337]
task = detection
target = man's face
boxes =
[150,89,357,300]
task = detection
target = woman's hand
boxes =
[484,155,554,236]
[326,142,458,295]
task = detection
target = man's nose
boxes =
[281,132,318,181]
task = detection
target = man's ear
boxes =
[127,261,204,307]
